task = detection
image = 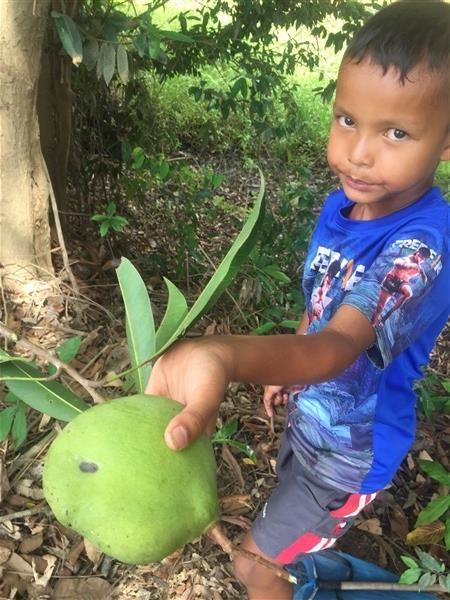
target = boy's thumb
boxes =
[164,407,208,451]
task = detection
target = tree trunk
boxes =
[0,0,53,280]
[38,0,79,225]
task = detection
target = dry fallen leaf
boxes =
[220,494,252,515]
[32,553,57,587]
[103,370,124,387]
[356,517,382,535]
[418,450,433,462]
[0,545,12,565]
[20,533,44,554]
[406,521,445,546]
[52,576,112,599]
[389,506,409,540]
[84,537,103,563]
[14,479,45,501]
[4,552,34,576]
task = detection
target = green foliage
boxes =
[91,202,129,237]
[414,459,450,548]
[48,336,82,377]
[400,549,449,592]
[418,459,450,487]
[116,258,155,393]
[212,419,256,463]
[0,351,89,422]
[235,170,319,330]
[416,372,450,421]
[0,393,27,449]
[52,11,83,66]
[57,0,375,143]
[155,278,188,351]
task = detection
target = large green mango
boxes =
[43,395,220,564]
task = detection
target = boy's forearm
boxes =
[207,327,369,387]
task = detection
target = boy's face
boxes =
[327,59,450,219]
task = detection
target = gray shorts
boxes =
[252,436,378,565]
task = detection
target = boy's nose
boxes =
[347,134,374,168]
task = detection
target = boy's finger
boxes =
[263,395,274,418]
[164,404,214,451]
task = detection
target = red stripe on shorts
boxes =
[276,532,337,564]
[275,492,378,565]
[330,492,377,518]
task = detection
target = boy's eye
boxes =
[386,128,408,141]
[338,116,354,128]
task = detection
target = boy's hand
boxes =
[145,339,230,451]
[263,385,289,418]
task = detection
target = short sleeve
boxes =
[341,232,448,369]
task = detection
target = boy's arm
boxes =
[146,304,375,450]
[263,309,310,416]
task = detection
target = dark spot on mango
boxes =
[79,461,98,473]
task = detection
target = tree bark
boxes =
[0,0,53,279]
[38,0,79,224]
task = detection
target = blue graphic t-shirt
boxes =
[286,187,449,494]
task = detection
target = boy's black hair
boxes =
[344,1,449,82]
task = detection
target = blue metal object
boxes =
[288,551,438,599]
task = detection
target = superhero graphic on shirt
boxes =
[371,246,430,326]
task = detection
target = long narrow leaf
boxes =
[116,258,155,393]
[157,168,265,356]
[0,361,88,421]
[155,278,188,351]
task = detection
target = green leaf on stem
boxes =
[0,360,88,421]
[116,258,155,393]
[418,459,450,486]
[102,43,116,86]
[83,38,99,71]
[117,44,129,83]
[399,568,422,585]
[155,278,188,351]
[52,11,83,66]
[0,406,17,441]
[400,556,419,570]
[416,495,450,527]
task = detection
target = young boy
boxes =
[146,2,450,598]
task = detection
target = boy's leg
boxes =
[234,532,293,600]
[234,435,378,599]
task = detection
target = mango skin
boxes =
[42,395,219,564]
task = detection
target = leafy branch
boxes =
[0,323,104,404]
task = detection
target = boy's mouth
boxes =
[344,175,375,191]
